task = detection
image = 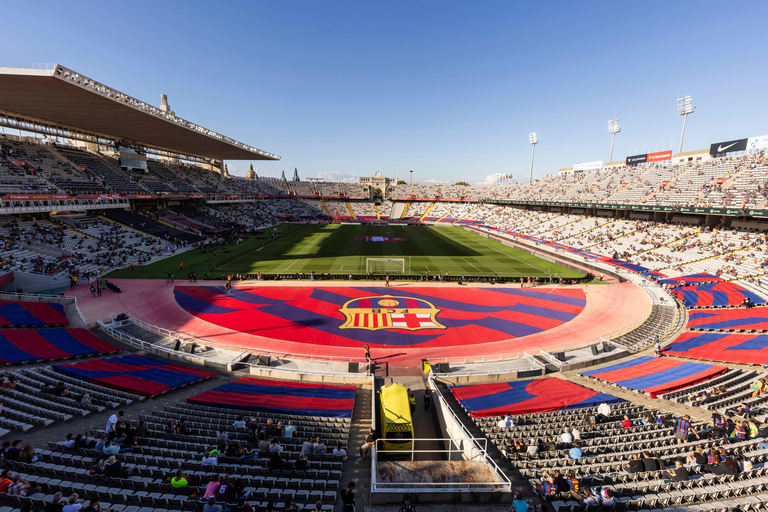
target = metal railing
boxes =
[97,319,368,378]
[130,316,369,365]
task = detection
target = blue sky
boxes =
[4,1,768,184]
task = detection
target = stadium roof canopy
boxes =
[0,65,279,161]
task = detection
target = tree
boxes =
[397,180,407,185]
[455,181,469,186]
[373,188,383,198]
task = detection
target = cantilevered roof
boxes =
[0,65,279,161]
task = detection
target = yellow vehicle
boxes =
[378,382,414,452]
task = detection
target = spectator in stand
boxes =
[560,428,573,444]
[641,451,662,472]
[61,494,83,512]
[203,475,223,499]
[333,443,348,461]
[711,411,727,438]
[8,473,40,497]
[17,445,41,463]
[283,420,296,439]
[358,429,376,461]
[233,416,246,429]
[93,436,108,453]
[0,469,12,493]
[623,454,644,473]
[45,492,65,512]
[674,415,699,444]
[5,440,21,460]
[526,439,539,455]
[687,447,707,467]
[665,459,690,481]
[620,415,632,428]
[202,450,218,467]
[312,437,327,456]
[569,442,582,459]
[203,497,222,512]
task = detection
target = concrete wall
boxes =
[7,271,71,294]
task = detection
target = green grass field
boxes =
[106,224,585,279]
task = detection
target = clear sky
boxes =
[4,1,768,184]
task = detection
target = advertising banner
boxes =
[647,150,673,162]
[626,154,647,165]
[2,194,72,201]
[710,138,748,157]
[747,135,768,151]
[11,160,27,167]
[76,166,87,172]
[573,160,603,172]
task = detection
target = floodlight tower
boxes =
[528,132,538,184]
[677,95,695,154]
[410,170,413,186]
[608,119,620,162]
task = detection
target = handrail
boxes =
[130,316,369,365]
[97,320,366,378]
[427,372,512,491]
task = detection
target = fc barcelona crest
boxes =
[338,295,446,331]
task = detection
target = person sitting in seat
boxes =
[623,453,644,473]
[312,437,326,456]
[620,415,632,428]
[333,443,348,461]
[201,450,218,467]
[665,459,689,481]
[569,442,582,459]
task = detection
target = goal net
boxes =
[366,257,407,274]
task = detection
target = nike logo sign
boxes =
[717,142,738,152]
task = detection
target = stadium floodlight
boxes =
[608,119,620,162]
[528,132,538,184]
[410,170,413,186]
[677,95,695,153]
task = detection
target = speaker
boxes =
[115,313,128,321]
[257,354,271,366]
[553,351,566,362]
[172,340,181,351]
[183,343,197,354]
[602,341,612,352]
[348,362,359,373]
[590,345,599,356]
[439,362,450,373]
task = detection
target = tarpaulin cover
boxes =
[687,307,768,331]
[0,299,68,326]
[0,328,118,365]
[173,286,586,348]
[658,273,724,286]
[671,282,765,308]
[664,331,768,365]
[449,377,621,418]
[52,354,215,398]
[640,271,668,279]
[581,356,728,398]
[606,260,650,273]
[187,377,356,418]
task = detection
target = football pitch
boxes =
[107,224,585,279]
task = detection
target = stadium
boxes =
[1,6,768,512]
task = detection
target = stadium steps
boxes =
[554,218,614,243]
[629,228,701,257]
[418,202,437,221]
[655,242,761,275]
[144,212,199,234]
[318,199,334,218]
[451,204,485,224]
[609,304,678,352]
[344,201,356,219]
[438,385,540,500]
[337,384,373,511]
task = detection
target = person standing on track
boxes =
[385,275,390,287]
[364,344,371,363]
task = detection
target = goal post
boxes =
[365,257,409,275]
